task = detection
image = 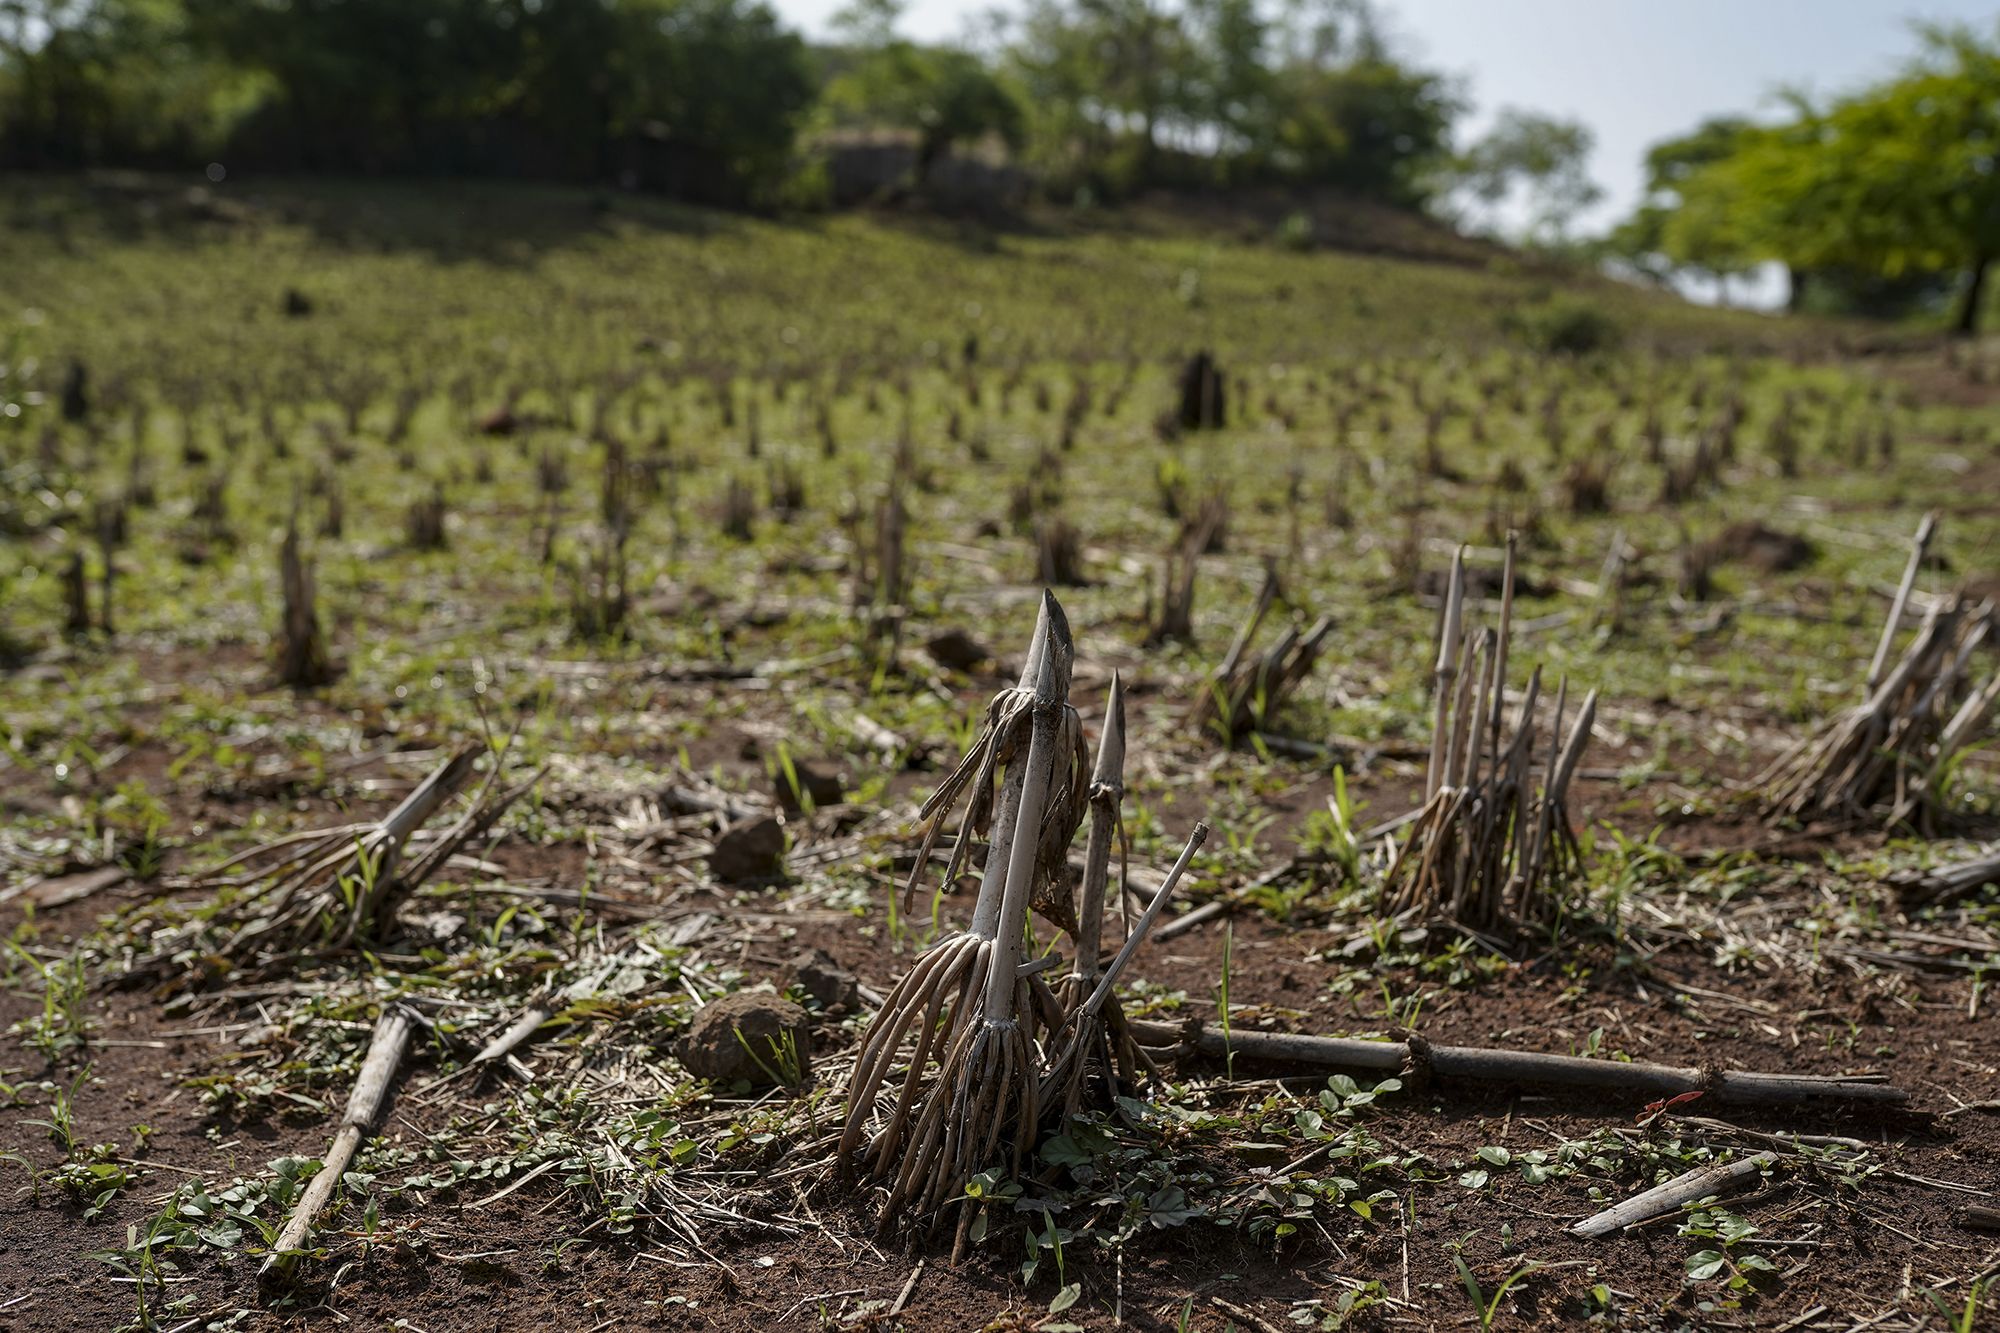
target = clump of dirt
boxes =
[1415,561,1554,600]
[678,992,811,1085]
[925,627,992,672]
[782,947,860,1013]
[1709,520,1817,573]
[773,759,844,811]
[708,813,786,882]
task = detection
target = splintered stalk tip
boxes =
[1093,671,1127,788]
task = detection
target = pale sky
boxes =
[773,0,2000,235]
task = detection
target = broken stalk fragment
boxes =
[1053,672,1132,1111]
[1043,821,1208,1112]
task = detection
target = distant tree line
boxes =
[1606,22,2000,335]
[2,0,1483,209]
[1,0,815,203]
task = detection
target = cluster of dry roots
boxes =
[1761,515,1999,834]
[152,743,537,973]
[837,593,1205,1238]
[1381,539,1597,933]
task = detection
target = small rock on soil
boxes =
[774,760,844,812]
[925,628,992,672]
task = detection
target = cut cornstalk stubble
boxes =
[1043,816,1208,1116]
[1192,562,1333,744]
[1760,514,1998,834]
[155,743,538,971]
[277,515,336,688]
[1046,672,1156,1113]
[1381,538,1597,933]
[838,592,1087,1221]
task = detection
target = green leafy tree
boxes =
[1657,23,2000,333]
[2,0,250,166]
[629,0,815,201]
[1454,109,1603,246]
[822,1,1024,186]
[1005,0,1454,201]
[176,0,812,201]
[1180,0,1271,163]
[1009,0,1195,188]
[1605,116,1758,297]
[1263,52,1458,204]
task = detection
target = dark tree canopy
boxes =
[2,0,1465,211]
[4,0,816,202]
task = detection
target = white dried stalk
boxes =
[1383,544,1595,932]
[838,592,1087,1220]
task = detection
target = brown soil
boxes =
[6,748,1998,1332]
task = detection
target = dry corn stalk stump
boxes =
[1192,563,1332,745]
[143,743,539,975]
[1382,538,1597,935]
[836,592,1208,1241]
[1760,514,1999,834]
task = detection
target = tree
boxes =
[1262,51,1458,204]
[1833,23,2000,334]
[1179,0,1270,163]
[822,1,1024,186]
[628,0,815,201]
[1008,0,1196,187]
[2,0,247,167]
[1454,109,1602,246]
[175,0,813,201]
[1648,23,2000,334]
[1003,0,1455,201]
[1604,116,1760,300]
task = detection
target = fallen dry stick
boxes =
[1956,1205,2000,1233]
[471,1005,552,1070]
[1125,1020,1906,1109]
[262,1004,420,1281]
[1893,844,2000,906]
[1569,1152,1776,1239]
